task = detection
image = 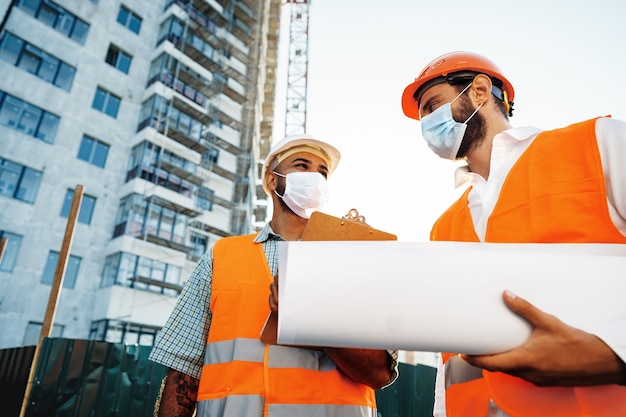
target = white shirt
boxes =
[434,117,626,417]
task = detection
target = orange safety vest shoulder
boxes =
[432,118,626,417]
[197,234,377,417]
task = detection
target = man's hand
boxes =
[267,275,394,389]
[461,291,626,387]
[269,275,279,312]
[323,347,394,390]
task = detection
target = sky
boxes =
[271,0,626,241]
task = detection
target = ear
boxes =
[470,74,492,106]
[266,170,278,193]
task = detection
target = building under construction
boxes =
[0,0,282,348]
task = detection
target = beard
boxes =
[453,94,487,159]
[274,175,292,213]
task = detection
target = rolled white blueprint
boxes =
[276,241,626,354]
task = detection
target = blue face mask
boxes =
[420,83,482,160]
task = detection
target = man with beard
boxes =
[149,133,398,417]
[401,51,626,417]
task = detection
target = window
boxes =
[196,186,213,211]
[0,158,42,203]
[16,0,90,44]
[101,252,182,296]
[125,161,194,197]
[0,32,23,65]
[113,194,188,243]
[0,33,76,91]
[0,231,22,272]
[213,72,227,86]
[0,91,60,142]
[203,149,219,164]
[117,5,142,34]
[189,232,208,259]
[90,319,157,346]
[105,44,131,74]
[77,135,109,168]
[92,87,120,118]
[23,321,64,346]
[60,189,96,225]
[41,250,81,289]
[137,94,205,140]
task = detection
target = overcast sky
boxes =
[271,0,626,241]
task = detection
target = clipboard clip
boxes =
[342,208,366,224]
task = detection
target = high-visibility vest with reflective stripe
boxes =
[432,118,626,417]
[197,234,377,417]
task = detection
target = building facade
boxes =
[0,0,281,348]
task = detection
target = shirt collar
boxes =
[254,222,284,243]
[498,125,543,142]
[453,126,543,188]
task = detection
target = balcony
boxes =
[130,275,184,293]
[189,220,231,238]
[144,192,202,218]
[154,159,203,186]
[138,116,212,154]
[233,0,256,27]
[204,130,243,155]
[166,32,248,87]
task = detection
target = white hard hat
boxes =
[261,133,341,195]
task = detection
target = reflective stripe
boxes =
[444,355,483,389]
[268,345,336,371]
[206,338,338,372]
[197,396,376,417]
[205,338,266,364]
[200,350,376,406]
[269,403,377,417]
[197,394,264,417]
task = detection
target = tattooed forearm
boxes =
[175,370,199,411]
[155,368,199,417]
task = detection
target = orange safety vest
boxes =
[432,118,626,417]
[197,234,377,417]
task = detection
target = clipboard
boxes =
[260,210,397,345]
[300,211,398,242]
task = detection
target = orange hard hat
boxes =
[401,51,515,120]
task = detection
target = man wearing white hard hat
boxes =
[150,133,398,417]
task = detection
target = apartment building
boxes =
[0,0,281,348]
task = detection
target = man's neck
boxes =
[269,210,308,241]
[467,119,513,180]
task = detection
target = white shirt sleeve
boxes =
[596,117,626,235]
[594,117,626,363]
[433,358,447,417]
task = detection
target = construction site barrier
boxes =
[1,337,435,417]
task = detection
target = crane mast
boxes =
[283,0,310,135]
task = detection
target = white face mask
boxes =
[420,83,482,160]
[273,171,329,219]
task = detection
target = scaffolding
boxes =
[144,0,266,243]
[283,0,310,136]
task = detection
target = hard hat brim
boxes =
[261,134,341,195]
[401,79,426,120]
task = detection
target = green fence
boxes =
[0,343,36,417]
[376,362,437,417]
[1,338,436,417]
[3,338,166,417]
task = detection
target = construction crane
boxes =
[282,0,310,136]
